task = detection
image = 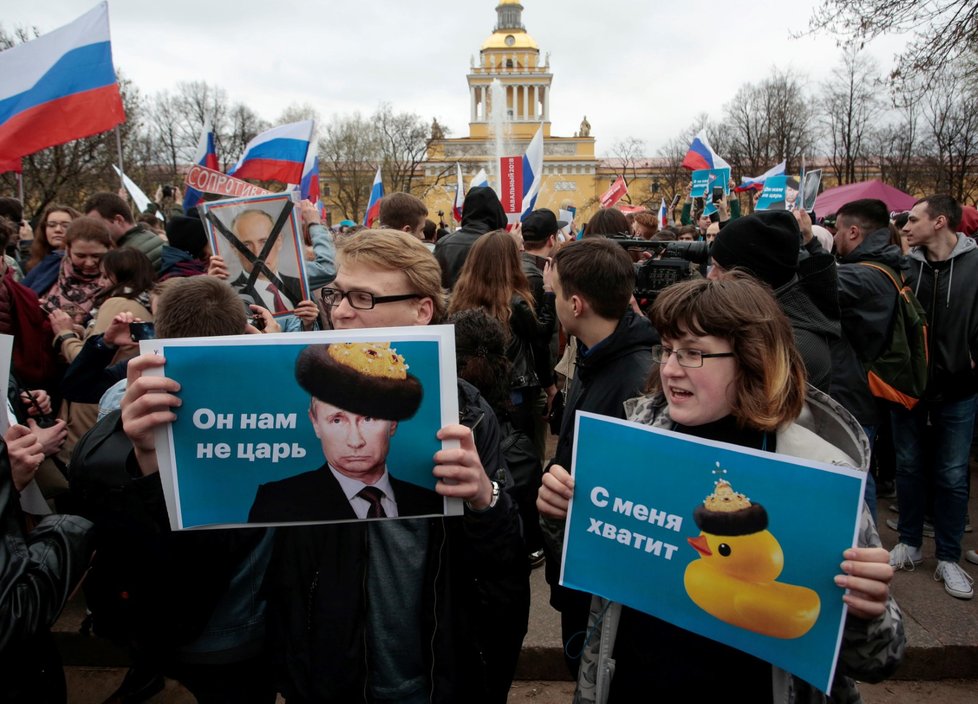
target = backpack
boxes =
[858,262,929,410]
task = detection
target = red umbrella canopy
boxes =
[814,180,917,217]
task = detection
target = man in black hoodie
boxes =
[537,238,657,677]
[433,186,507,288]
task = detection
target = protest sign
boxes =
[559,206,576,239]
[561,412,865,692]
[144,325,461,530]
[801,169,823,211]
[500,156,524,222]
[599,176,628,209]
[184,164,270,199]
[690,168,730,198]
[199,192,310,317]
[755,175,789,211]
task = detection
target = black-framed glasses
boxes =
[320,287,421,310]
[652,345,735,368]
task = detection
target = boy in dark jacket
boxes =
[540,238,658,677]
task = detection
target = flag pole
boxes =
[16,172,24,203]
[114,126,126,192]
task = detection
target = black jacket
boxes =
[551,312,658,470]
[775,247,841,393]
[907,234,978,402]
[831,228,907,424]
[434,187,507,289]
[545,312,657,612]
[0,448,93,702]
[262,380,528,704]
[509,293,557,389]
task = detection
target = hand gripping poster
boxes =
[142,326,461,529]
[560,412,867,692]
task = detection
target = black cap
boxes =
[521,209,566,242]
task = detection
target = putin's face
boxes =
[233,210,282,274]
[309,399,396,484]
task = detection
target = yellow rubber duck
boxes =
[683,477,820,639]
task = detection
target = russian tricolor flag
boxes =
[520,125,544,220]
[363,167,383,227]
[468,168,489,190]
[658,198,668,229]
[0,3,125,162]
[300,149,320,205]
[453,163,464,223]
[736,160,786,192]
[681,130,730,172]
[183,121,219,212]
[228,119,314,184]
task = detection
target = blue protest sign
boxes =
[143,326,460,529]
[691,168,730,198]
[755,175,788,211]
[561,412,865,692]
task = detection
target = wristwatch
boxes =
[467,480,500,513]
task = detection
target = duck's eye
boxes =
[718,543,731,557]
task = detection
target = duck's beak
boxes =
[688,535,711,557]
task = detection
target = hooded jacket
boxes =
[831,228,908,424]
[908,233,978,402]
[433,187,507,288]
[544,311,658,612]
[117,224,164,272]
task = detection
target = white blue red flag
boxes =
[736,160,786,192]
[228,119,314,184]
[300,147,320,205]
[681,130,730,172]
[469,168,490,190]
[183,121,219,212]
[363,166,383,226]
[453,163,464,222]
[658,198,668,229]
[520,125,545,220]
[0,2,125,162]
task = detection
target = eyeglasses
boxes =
[652,345,735,368]
[320,287,421,310]
[46,221,71,230]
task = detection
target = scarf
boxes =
[40,254,106,325]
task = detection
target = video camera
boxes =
[607,235,711,306]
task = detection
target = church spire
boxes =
[495,1,525,32]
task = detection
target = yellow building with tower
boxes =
[424,1,605,224]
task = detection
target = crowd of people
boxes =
[1,178,976,703]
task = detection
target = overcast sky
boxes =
[5,0,910,157]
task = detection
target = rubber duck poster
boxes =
[560,412,866,692]
[141,326,461,530]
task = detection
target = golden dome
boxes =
[481,31,538,51]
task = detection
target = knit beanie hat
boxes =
[710,211,801,289]
[166,215,209,259]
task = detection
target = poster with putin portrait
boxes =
[199,192,310,317]
[142,326,463,531]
